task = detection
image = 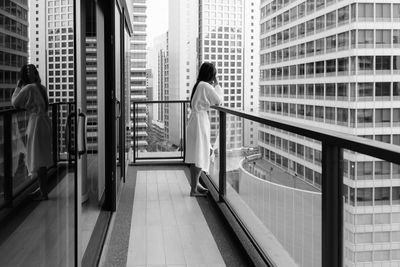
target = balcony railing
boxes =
[132,100,190,163]
[132,100,400,266]
[0,102,74,209]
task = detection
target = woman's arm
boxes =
[207,79,223,106]
[11,84,29,108]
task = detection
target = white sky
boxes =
[146,0,169,47]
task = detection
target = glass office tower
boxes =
[260,0,400,265]
[130,0,148,152]
[0,0,28,109]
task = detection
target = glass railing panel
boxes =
[0,115,4,207]
[11,111,30,195]
[208,109,221,188]
[343,147,399,265]
[224,114,322,267]
[132,101,187,162]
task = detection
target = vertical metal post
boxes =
[52,104,58,165]
[183,102,187,162]
[3,113,13,206]
[322,142,343,267]
[133,102,136,163]
[219,111,226,202]
[68,103,72,163]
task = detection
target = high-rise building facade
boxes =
[30,0,75,104]
[152,32,169,125]
[259,0,400,266]
[0,0,29,109]
[130,0,148,151]
[168,0,198,147]
[29,0,74,153]
[199,0,259,148]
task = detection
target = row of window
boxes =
[261,4,356,35]
[48,70,74,76]
[346,160,400,181]
[260,102,400,128]
[0,33,28,53]
[260,146,322,188]
[0,0,28,20]
[260,82,400,101]
[0,51,27,68]
[48,21,73,28]
[0,14,28,37]
[261,28,400,52]
[345,210,400,226]
[48,0,73,7]
[262,2,400,30]
[48,7,73,15]
[0,70,18,84]
[48,91,74,97]
[48,48,74,56]
[345,229,400,245]
[48,28,74,35]
[260,56,400,80]
[346,186,400,207]
[48,34,73,42]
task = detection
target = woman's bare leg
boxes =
[190,164,207,196]
[34,167,48,200]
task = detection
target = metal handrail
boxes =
[0,102,75,115]
[212,105,400,164]
[212,105,400,267]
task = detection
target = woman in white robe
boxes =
[12,64,52,200]
[186,63,222,197]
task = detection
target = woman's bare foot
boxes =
[196,183,208,194]
[190,189,207,197]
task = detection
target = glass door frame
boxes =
[74,0,133,266]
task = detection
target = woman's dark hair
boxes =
[19,64,49,111]
[190,62,217,107]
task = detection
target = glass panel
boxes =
[225,115,322,267]
[133,102,186,161]
[0,116,4,207]
[0,0,77,265]
[344,149,398,265]
[11,111,30,194]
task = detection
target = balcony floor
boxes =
[101,165,253,267]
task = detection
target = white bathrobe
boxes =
[12,84,52,173]
[186,81,223,172]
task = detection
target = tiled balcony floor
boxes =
[101,166,252,267]
[127,169,225,267]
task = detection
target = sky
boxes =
[146,0,169,47]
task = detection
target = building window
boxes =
[358,3,374,21]
[358,56,374,72]
[375,3,391,21]
[376,30,391,48]
[357,188,373,206]
[375,56,391,71]
[358,30,374,48]
[338,6,349,24]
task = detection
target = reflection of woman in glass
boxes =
[12,64,52,201]
[186,63,223,197]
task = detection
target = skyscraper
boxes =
[30,0,75,104]
[131,0,148,151]
[168,0,198,147]
[199,0,259,148]
[152,32,169,126]
[168,0,259,149]
[0,0,29,109]
[259,0,400,265]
